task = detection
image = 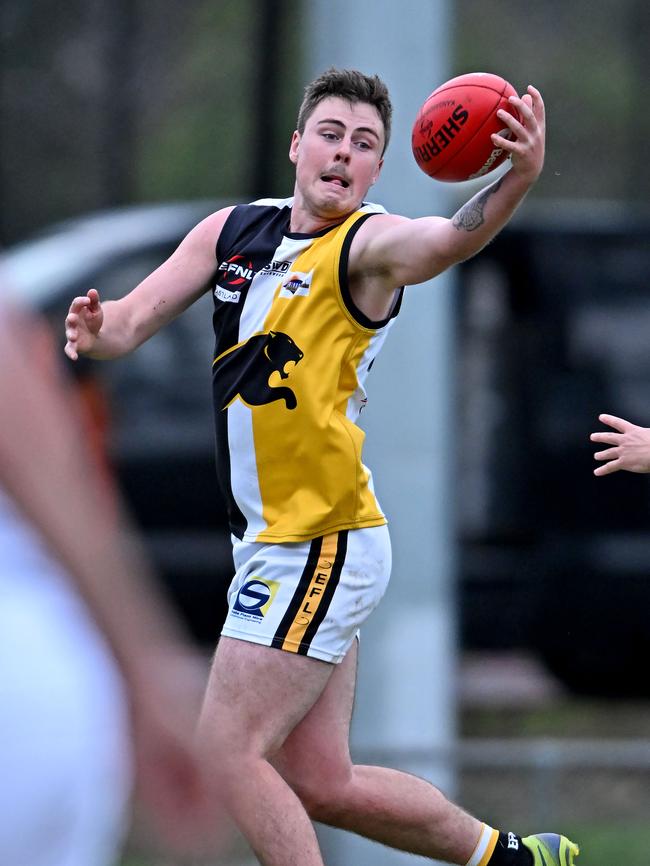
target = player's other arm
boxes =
[64,206,235,360]
[352,87,545,289]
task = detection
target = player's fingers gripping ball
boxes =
[411,72,521,182]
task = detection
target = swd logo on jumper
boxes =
[233,578,280,620]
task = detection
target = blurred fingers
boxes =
[593,447,619,461]
[498,106,526,135]
[65,314,77,339]
[70,295,91,313]
[519,93,534,113]
[594,459,621,477]
[598,413,631,432]
[527,85,545,118]
[590,431,620,445]
[508,94,535,125]
[491,132,516,152]
[64,342,78,361]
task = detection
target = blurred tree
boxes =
[97,0,140,206]
[250,0,301,197]
[136,0,301,203]
[0,0,110,240]
[135,0,256,203]
[454,0,649,204]
[626,0,650,200]
[0,0,300,244]
[0,1,648,244]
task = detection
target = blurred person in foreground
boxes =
[591,413,650,475]
[0,299,223,866]
[64,68,578,866]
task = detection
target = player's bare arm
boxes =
[590,413,650,476]
[349,87,545,299]
[64,206,235,360]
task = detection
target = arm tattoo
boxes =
[452,175,505,232]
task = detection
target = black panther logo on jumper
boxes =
[213,331,304,411]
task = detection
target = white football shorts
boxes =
[0,493,131,866]
[221,525,392,663]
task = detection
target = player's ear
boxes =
[289,131,301,165]
[370,157,384,185]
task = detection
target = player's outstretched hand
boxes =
[64,288,103,360]
[590,413,650,476]
[492,85,545,185]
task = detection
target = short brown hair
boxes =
[297,68,393,153]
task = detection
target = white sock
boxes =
[465,824,499,866]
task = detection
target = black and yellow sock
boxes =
[465,825,533,866]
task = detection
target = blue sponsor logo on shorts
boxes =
[233,578,279,619]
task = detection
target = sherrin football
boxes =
[411,72,520,182]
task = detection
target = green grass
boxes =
[562,823,650,866]
[462,700,650,739]
[119,856,157,866]
[120,824,650,866]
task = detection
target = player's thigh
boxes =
[275,639,358,790]
[199,636,336,759]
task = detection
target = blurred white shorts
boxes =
[221,525,392,663]
[0,555,132,866]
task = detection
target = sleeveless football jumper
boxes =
[212,197,403,544]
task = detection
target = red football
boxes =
[411,72,520,182]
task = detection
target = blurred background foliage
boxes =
[454,0,650,203]
[0,0,303,243]
[1,0,649,245]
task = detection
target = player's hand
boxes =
[64,288,104,360]
[590,413,650,476]
[491,85,545,185]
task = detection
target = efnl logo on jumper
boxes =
[233,577,280,621]
[279,269,314,298]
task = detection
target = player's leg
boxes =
[196,635,334,866]
[276,640,579,866]
[196,529,371,866]
[275,638,482,864]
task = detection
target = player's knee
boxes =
[296,781,348,823]
[289,765,353,822]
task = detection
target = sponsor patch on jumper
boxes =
[214,286,242,304]
[279,269,314,298]
[260,259,292,277]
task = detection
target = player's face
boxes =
[289,97,385,220]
